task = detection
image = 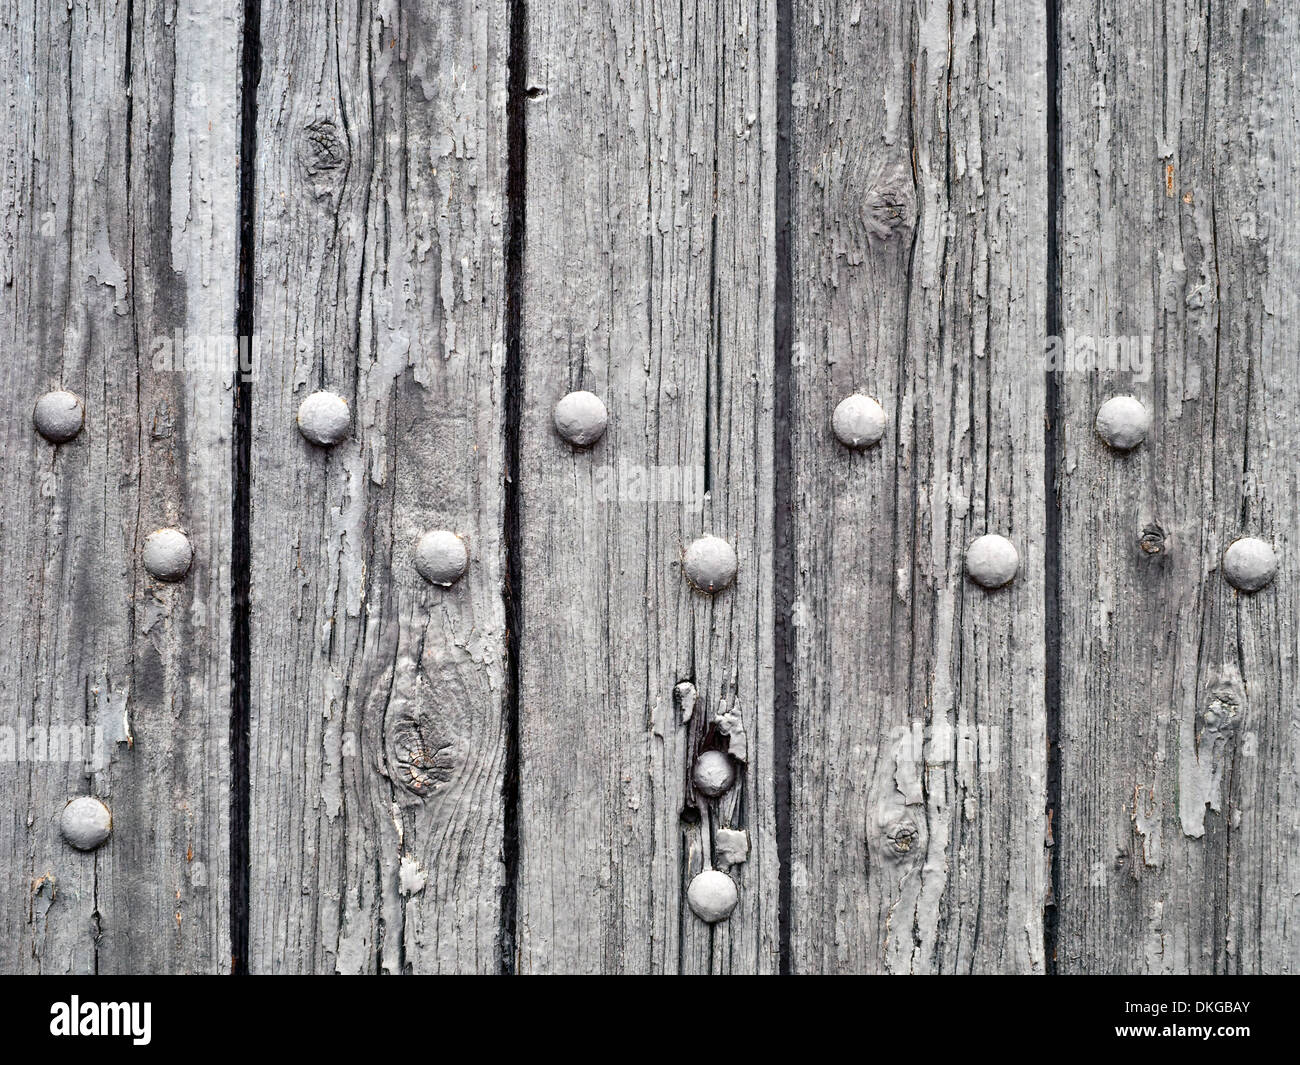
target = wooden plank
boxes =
[515,0,778,973]
[1056,1,1300,973]
[787,0,1049,973]
[0,0,237,972]
[247,0,510,973]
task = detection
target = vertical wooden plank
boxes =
[788,0,1048,972]
[516,0,778,972]
[1057,1,1300,973]
[0,0,237,972]
[249,0,509,972]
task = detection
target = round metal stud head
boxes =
[33,390,85,443]
[60,796,112,851]
[1095,395,1151,451]
[143,528,193,581]
[692,750,736,798]
[553,390,608,447]
[683,535,738,594]
[297,390,351,446]
[414,530,469,587]
[687,869,739,923]
[1222,537,1277,592]
[966,534,1019,588]
[832,394,887,450]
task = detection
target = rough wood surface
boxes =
[247,0,510,973]
[1056,0,1300,974]
[787,0,1049,973]
[5,0,1299,979]
[514,0,779,973]
[0,0,237,972]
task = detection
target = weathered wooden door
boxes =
[2,0,1296,975]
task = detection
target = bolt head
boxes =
[143,528,193,581]
[553,390,608,447]
[683,535,738,594]
[33,390,85,443]
[832,394,887,450]
[60,796,111,851]
[692,750,735,798]
[297,390,350,446]
[966,533,1019,588]
[1095,395,1151,451]
[1222,537,1277,592]
[686,869,739,923]
[415,529,469,587]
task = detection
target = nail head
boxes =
[33,390,85,443]
[60,796,112,851]
[1222,537,1277,592]
[143,528,193,581]
[553,390,608,447]
[686,869,739,923]
[297,390,350,446]
[965,534,1019,588]
[1095,395,1151,451]
[692,750,736,798]
[415,529,469,587]
[683,535,738,594]
[832,394,887,450]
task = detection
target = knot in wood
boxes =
[1139,523,1166,555]
[860,159,917,245]
[299,118,346,177]
[1201,690,1242,736]
[390,714,455,794]
[884,818,920,861]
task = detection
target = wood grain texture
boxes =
[247,0,510,973]
[515,0,779,973]
[4,0,1298,980]
[787,0,1049,973]
[0,0,237,973]
[1056,0,1300,974]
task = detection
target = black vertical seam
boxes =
[500,0,527,976]
[773,0,794,976]
[230,0,261,976]
[1044,0,1063,976]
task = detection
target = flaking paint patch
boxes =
[399,855,428,896]
[321,670,345,820]
[30,875,57,934]
[92,680,132,752]
[1131,782,1163,867]
[674,681,698,724]
[874,727,954,974]
[714,701,748,764]
[1179,670,1246,838]
[334,912,370,975]
[715,828,749,867]
[85,230,129,313]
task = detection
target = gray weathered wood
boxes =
[1056,0,1300,973]
[515,0,779,973]
[5,0,1298,980]
[0,0,237,972]
[787,0,1049,973]
[248,0,510,973]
